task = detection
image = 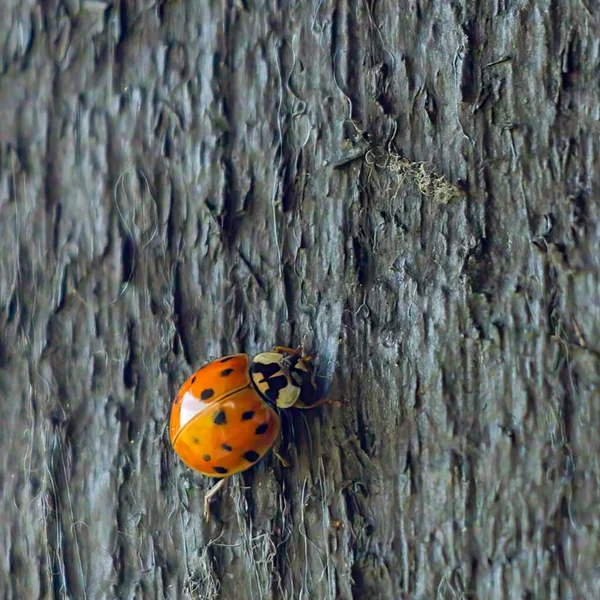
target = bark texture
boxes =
[1,1,599,599]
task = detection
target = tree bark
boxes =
[1,1,599,599]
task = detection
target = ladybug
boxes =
[169,346,332,518]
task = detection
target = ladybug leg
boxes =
[272,437,290,467]
[273,345,316,362]
[204,478,228,521]
[294,396,343,409]
[309,396,342,408]
[273,449,290,468]
[273,345,299,356]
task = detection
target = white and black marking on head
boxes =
[250,348,319,409]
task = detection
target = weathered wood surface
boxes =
[1,1,599,598]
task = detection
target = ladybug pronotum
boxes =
[169,346,332,518]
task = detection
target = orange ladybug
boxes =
[169,346,331,519]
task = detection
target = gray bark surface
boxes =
[1,1,598,599]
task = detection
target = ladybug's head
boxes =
[250,347,319,409]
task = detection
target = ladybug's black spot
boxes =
[264,375,289,402]
[213,409,227,425]
[242,411,255,420]
[220,356,235,363]
[220,368,234,377]
[201,388,214,400]
[222,443,232,451]
[252,362,280,378]
[255,423,268,435]
[214,466,228,474]
[191,376,196,384]
[192,437,200,444]
[243,450,259,463]
[203,454,211,461]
